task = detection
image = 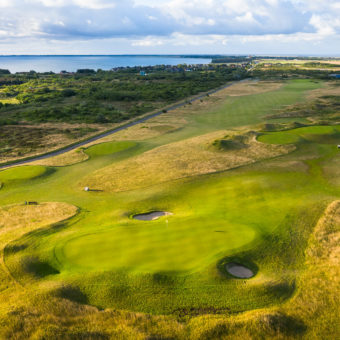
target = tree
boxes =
[61,89,76,97]
[0,69,10,75]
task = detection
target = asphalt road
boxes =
[0,80,242,170]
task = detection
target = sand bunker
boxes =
[133,211,173,221]
[226,263,254,279]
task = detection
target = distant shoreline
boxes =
[0,55,212,73]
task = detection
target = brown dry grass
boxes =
[0,202,78,294]
[0,202,78,233]
[186,200,340,339]
[222,81,282,97]
[323,156,340,187]
[0,123,111,164]
[281,200,340,339]
[29,148,89,167]
[11,80,285,167]
[0,199,338,338]
[307,82,340,100]
[28,123,184,166]
[82,130,295,192]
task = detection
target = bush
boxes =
[0,69,10,75]
[61,89,76,97]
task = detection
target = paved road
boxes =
[0,80,242,170]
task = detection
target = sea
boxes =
[0,55,212,73]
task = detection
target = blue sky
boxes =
[0,0,340,55]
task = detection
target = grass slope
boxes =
[0,79,339,338]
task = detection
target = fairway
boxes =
[1,79,339,338]
[84,140,137,157]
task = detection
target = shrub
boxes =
[61,89,76,97]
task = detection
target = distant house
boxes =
[329,74,340,79]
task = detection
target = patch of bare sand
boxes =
[133,211,173,221]
[226,263,254,278]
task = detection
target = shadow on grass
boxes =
[53,284,88,305]
[20,256,59,278]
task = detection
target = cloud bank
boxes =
[0,0,339,54]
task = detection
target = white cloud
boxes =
[0,0,339,54]
[132,36,164,46]
[309,15,335,36]
[33,0,117,9]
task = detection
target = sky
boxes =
[0,0,340,55]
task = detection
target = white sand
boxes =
[226,263,254,278]
[133,211,173,221]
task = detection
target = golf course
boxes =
[0,79,339,339]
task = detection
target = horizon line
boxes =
[1,54,340,58]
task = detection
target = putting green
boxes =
[59,220,255,273]
[0,165,48,182]
[258,125,340,144]
[53,170,307,275]
[85,141,137,157]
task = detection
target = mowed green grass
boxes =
[192,79,321,130]
[56,170,314,274]
[258,125,340,145]
[85,140,137,157]
[0,165,49,184]
[2,79,339,317]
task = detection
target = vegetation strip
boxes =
[0,81,240,169]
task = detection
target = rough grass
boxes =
[0,98,20,104]
[221,80,282,96]
[0,78,338,338]
[0,202,78,232]
[0,201,338,339]
[282,200,340,339]
[0,123,108,164]
[29,148,89,167]
[81,130,294,192]
[0,202,78,294]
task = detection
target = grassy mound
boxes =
[0,202,78,232]
[53,284,88,304]
[0,79,338,338]
[0,165,49,184]
[211,134,248,151]
[259,121,306,132]
[81,130,293,192]
[85,141,137,157]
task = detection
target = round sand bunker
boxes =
[226,263,254,279]
[133,211,173,221]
